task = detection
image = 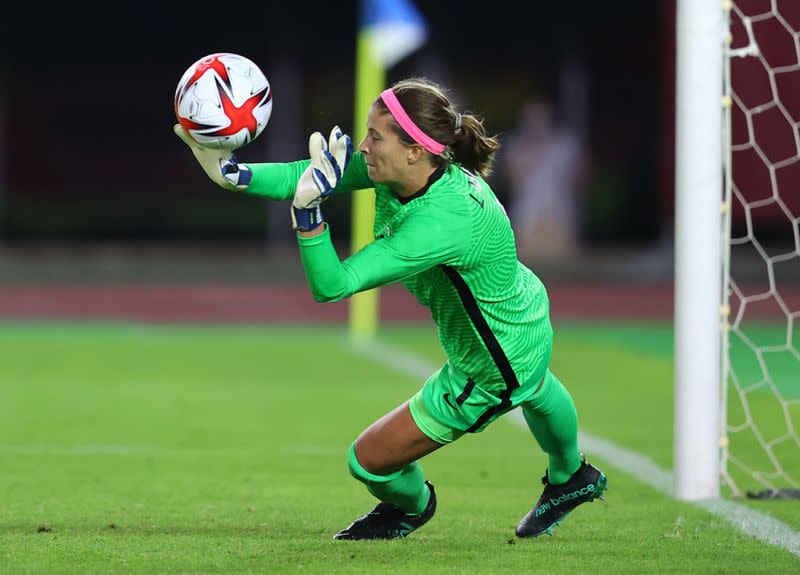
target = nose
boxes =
[358,136,369,155]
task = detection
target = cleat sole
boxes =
[592,473,608,502]
[528,511,572,538]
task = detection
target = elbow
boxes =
[311,289,345,303]
[308,267,356,303]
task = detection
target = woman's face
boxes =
[358,104,411,186]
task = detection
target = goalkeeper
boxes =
[175,77,607,540]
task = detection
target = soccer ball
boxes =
[174,53,272,150]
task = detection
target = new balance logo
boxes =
[534,485,595,516]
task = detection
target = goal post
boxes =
[674,0,725,501]
[677,0,800,502]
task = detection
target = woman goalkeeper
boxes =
[175,77,607,540]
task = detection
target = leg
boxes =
[335,365,473,541]
[334,402,444,540]
[354,400,443,474]
[516,370,607,537]
[349,401,442,514]
[520,370,581,484]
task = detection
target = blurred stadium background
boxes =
[1,0,799,571]
[2,1,676,303]
[3,1,792,320]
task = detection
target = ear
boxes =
[407,145,426,165]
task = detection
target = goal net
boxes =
[722,0,800,499]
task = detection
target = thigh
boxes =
[354,401,444,475]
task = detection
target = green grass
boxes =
[0,322,797,574]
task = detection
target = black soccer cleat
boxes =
[333,481,437,540]
[516,457,607,538]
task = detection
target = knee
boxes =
[348,440,403,484]
[349,438,384,476]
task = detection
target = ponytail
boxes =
[449,112,500,178]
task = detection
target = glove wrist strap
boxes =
[293,206,325,232]
[221,159,252,189]
[236,165,252,186]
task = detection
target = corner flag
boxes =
[362,0,428,69]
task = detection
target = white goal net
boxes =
[722,0,800,498]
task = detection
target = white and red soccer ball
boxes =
[175,53,272,150]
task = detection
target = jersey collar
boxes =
[397,166,446,205]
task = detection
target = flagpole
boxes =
[349,29,384,342]
[349,0,428,342]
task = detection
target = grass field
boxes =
[0,322,798,574]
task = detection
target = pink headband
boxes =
[380,88,446,156]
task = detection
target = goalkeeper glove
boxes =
[173,124,252,190]
[291,126,352,231]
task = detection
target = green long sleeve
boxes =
[296,199,470,303]
[296,225,357,302]
[242,160,309,200]
[243,153,372,201]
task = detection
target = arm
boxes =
[243,152,372,201]
[175,122,370,200]
[243,160,309,201]
[297,205,471,302]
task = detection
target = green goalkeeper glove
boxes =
[173,124,252,190]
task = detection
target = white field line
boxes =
[0,444,339,457]
[352,339,800,558]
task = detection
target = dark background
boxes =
[2,1,672,246]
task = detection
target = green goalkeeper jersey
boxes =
[245,153,553,394]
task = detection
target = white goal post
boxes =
[674,0,725,501]
[676,0,800,501]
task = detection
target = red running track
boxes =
[0,282,679,323]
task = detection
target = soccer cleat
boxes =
[333,481,437,540]
[515,457,607,538]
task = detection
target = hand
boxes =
[291,126,352,231]
[311,125,353,197]
[291,165,325,231]
[173,124,252,190]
